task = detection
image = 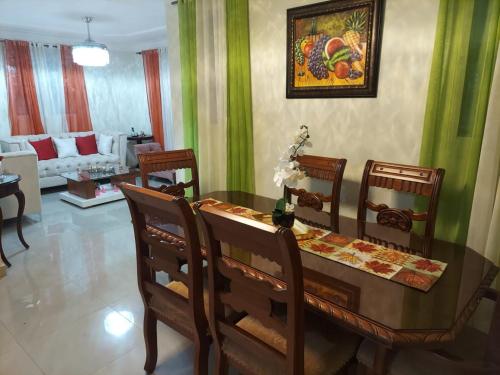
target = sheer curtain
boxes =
[467,46,500,270]
[196,0,227,193]
[84,51,150,135]
[159,48,175,150]
[0,42,10,137]
[30,43,67,135]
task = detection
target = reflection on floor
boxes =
[0,191,197,375]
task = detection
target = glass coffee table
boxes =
[59,166,136,208]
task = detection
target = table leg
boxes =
[0,208,10,267]
[367,345,393,375]
[15,191,29,249]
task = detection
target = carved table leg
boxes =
[367,345,393,375]
[15,190,29,249]
[0,207,10,267]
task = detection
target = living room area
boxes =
[0,0,189,374]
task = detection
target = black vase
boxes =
[272,210,295,228]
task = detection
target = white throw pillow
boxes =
[53,137,79,158]
[98,134,114,155]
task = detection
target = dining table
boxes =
[148,190,499,375]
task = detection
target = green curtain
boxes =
[178,0,199,159]
[418,0,500,245]
[226,0,255,193]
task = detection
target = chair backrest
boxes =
[195,203,305,374]
[134,142,163,155]
[357,160,444,257]
[120,183,207,337]
[138,149,200,199]
[285,154,346,233]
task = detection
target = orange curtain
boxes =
[4,40,45,135]
[60,45,93,132]
[142,49,165,148]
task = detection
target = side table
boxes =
[127,135,154,145]
[0,175,29,267]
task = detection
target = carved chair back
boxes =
[138,149,200,200]
[357,160,444,257]
[195,203,305,375]
[285,154,346,233]
[120,183,208,373]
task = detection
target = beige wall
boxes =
[164,0,185,151]
[249,0,439,217]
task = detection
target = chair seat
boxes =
[149,281,209,336]
[223,315,360,375]
[356,325,489,375]
[166,280,210,315]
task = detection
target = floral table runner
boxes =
[196,199,447,292]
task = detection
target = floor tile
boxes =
[23,307,142,375]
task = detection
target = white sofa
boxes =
[0,151,41,220]
[0,131,127,189]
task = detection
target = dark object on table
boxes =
[138,148,200,200]
[357,160,445,258]
[127,134,154,144]
[272,209,295,228]
[121,183,210,374]
[195,202,360,374]
[285,154,346,232]
[0,174,29,267]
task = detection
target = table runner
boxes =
[196,199,447,292]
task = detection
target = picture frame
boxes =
[286,0,384,98]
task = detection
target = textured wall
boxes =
[84,51,151,135]
[249,0,439,217]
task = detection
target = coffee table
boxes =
[59,167,136,208]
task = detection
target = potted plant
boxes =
[272,125,312,228]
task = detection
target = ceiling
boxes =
[0,0,167,51]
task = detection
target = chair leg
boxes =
[194,336,210,375]
[143,309,158,374]
[215,347,228,375]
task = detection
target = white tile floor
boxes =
[0,191,194,375]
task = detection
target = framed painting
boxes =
[286,0,384,98]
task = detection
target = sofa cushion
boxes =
[38,154,120,178]
[98,134,114,155]
[53,137,79,158]
[29,137,57,161]
[76,134,98,155]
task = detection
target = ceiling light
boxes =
[72,16,110,67]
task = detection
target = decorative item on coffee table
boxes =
[59,165,136,208]
[272,125,312,227]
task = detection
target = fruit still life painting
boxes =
[287,0,384,98]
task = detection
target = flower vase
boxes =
[272,197,295,228]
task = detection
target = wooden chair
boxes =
[138,149,200,200]
[357,160,444,258]
[357,288,500,375]
[195,203,360,375]
[121,183,209,375]
[285,154,347,232]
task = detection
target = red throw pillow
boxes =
[75,134,98,155]
[29,137,57,161]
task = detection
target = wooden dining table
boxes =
[149,190,499,375]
